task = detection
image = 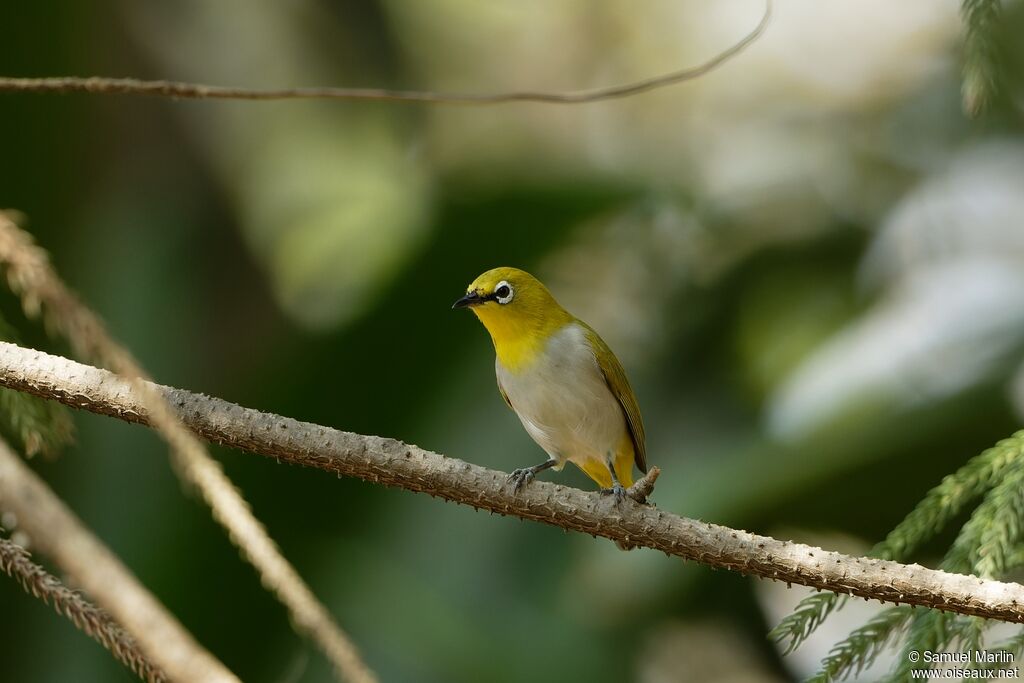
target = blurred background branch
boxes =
[0,214,375,683]
[0,537,168,683]
[0,436,235,682]
[0,1,770,106]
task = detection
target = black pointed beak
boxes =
[452,291,483,309]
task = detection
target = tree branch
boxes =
[0,1,770,106]
[0,434,236,682]
[3,342,1024,624]
[0,214,375,683]
[0,537,167,683]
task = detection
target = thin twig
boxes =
[0,214,375,683]
[0,1,770,106]
[0,437,235,682]
[3,342,1024,624]
[0,537,168,682]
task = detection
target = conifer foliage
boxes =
[771,433,1024,681]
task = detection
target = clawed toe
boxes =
[601,483,628,504]
[507,468,534,492]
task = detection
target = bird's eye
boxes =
[495,281,514,304]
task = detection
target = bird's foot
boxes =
[507,467,535,492]
[601,483,628,505]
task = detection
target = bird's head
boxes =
[453,267,572,354]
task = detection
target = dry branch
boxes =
[0,537,167,682]
[3,342,1024,624]
[0,435,235,682]
[0,2,770,106]
[0,215,375,683]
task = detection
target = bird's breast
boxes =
[496,322,626,461]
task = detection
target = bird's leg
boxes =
[600,456,627,504]
[507,459,557,492]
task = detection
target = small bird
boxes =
[453,267,646,501]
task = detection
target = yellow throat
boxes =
[454,267,573,371]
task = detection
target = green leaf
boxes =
[772,432,1024,655]
[770,592,845,655]
[873,432,1024,563]
[886,610,952,682]
[806,606,912,683]
[961,0,1003,116]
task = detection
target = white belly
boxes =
[496,322,627,468]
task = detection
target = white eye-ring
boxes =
[494,280,514,305]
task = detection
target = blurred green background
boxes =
[3,0,1024,681]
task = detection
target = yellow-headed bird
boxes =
[453,267,646,501]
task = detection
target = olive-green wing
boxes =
[582,323,647,473]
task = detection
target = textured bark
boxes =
[2,341,1024,623]
[0,435,236,682]
[0,538,167,682]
